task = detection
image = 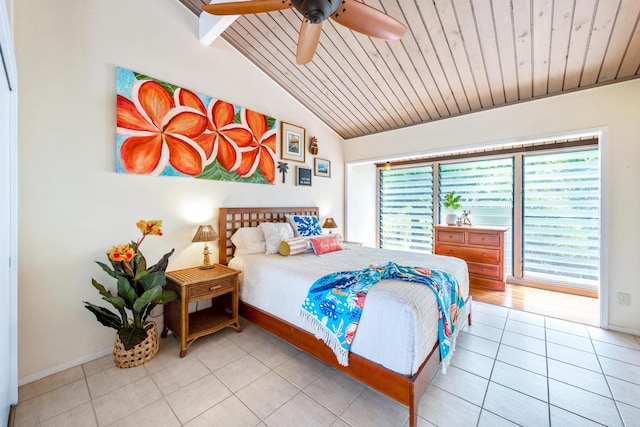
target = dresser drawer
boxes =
[468,232,500,247]
[188,279,234,300]
[467,261,502,279]
[436,244,500,263]
[436,230,465,244]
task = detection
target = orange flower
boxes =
[136,220,163,236]
[236,109,277,183]
[107,244,136,262]
[175,89,252,172]
[117,81,208,176]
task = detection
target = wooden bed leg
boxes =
[467,295,473,326]
[409,399,419,427]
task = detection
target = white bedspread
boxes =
[229,245,469,376]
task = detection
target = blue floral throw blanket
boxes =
[300,262,465,370]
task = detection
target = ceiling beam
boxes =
[199,1,238,45]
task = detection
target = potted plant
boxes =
[443,191,462,226]
[84,220,178,368]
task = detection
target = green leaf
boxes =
[84,303,123,330]
[232,111,241,124]
[133,72,178,95]
[139,270,166,291]
[266,116,276,130]
[147,249,174,274]
[104,296,126,310]
[96,261,118,278]
[117,276,137,305]
[91,278,113,298]
[133,286,162,314]
[197,160,270,184]
[153,290,179,304]
[118,326,148,351]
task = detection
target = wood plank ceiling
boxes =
[178,0,640,140]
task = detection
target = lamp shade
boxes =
[322,217,337,229]
[192,225,219,243]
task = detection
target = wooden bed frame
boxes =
[218,207,468,426]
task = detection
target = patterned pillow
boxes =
[278,237,309,256]
[285,214,322,237]
[308,235,343,255]
[259,222,295,254]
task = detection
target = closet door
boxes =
[0,0,18,422]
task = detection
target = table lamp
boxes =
[192,225,218,269]
[322,217,338,234]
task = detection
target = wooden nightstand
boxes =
[161,265,241,357]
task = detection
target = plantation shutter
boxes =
[439,158,514,275]
[522,149,600,291]
[379,165,434,253]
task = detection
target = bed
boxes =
[218,207,471,426]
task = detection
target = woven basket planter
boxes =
[112,322,159,368]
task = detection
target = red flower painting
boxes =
[116,67,277,184]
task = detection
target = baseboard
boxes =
[605,324,640,337]
[18,347,112,387]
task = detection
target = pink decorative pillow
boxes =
[309,235,343,255]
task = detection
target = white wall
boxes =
[345,79,640,334]
[14,0,344,381]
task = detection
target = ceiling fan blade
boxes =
[202,0,292,16]
[296,20,322,65]
[331,0,406,40]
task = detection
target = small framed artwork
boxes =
[297,167,312,186]
[314,158,331,177]
[281,122,306,163]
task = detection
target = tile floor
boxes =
[14,301,640,427]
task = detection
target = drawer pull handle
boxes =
[448,249,454,253]
[209,285,222,291]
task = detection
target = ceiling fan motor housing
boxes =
[291,0,342,24]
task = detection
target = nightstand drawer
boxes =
[188,279,234,300]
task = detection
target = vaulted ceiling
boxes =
[178,0,640,139]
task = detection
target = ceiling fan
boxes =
[202,0,407,65]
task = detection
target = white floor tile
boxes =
[235,371,299,419]
[418,386,481,427]
[504,319,545,340]
[471,311,507,329]
[340,388,408,427]
[501,331,546,356]
[546,342,601,372]
[450,347,495,379]
[483,382,550,427]
[592,340,640,366]
[546,329,594,353]
[491,361,548,402]
[549,405,603,427]
[165,374,232,425]
[606,376,640,409]
[265,393,338,426]
[464,322,504,342]
[507,309,545,327]
[548,379,623,427]
[430,365,489,406]
[545,317,589,337]
[474,302,510,318]
[477,409,519,426]
[617,402,640,427]
[587,326,640,349]
[599,355,640,385]
[185,395,260,427]
[496,344,547,376]
[547,359,611,397]
[456,331,500,358]
[304,368,366,415]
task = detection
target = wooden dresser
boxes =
[434,225,509,291]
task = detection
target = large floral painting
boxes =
[116,67,277,184]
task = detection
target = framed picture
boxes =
[281,122,306,163]
[314,158,331,177]
[296,167,312,186]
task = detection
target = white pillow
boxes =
[230,227,266,255]
[259,222,295,254]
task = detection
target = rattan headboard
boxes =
[218,207,319,265]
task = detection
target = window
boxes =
[522,149,600,291]
[439,158,514,275]
[377,139,600,294]
[379,165,433,253]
